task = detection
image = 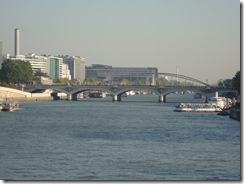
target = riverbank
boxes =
[0,86,68,102]
[2,96,54,102]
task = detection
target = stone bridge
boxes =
[30,84,237,102]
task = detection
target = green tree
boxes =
[34,69,48,77]
[20,60,33,82]
[52,78,71,83]
[53,78,61,83]
[0,81,18,89]
[223,79,232,88]
[157,78,170,86]
[0,59,33,83]
[60,78,69,83]
[232,71,240,93]
[84,76,101,85]
[137,80,145,85]
[217,79,223,87]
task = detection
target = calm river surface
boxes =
[0,94,240,180]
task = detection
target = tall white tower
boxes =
[14,28,20,57]
[176,66,179,82]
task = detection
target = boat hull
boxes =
[174,103,222,112]
[174,108,221,112]
[1,101,19,111]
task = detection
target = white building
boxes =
[62,63,71,80]
[63,56,86,82]
[25,54,71,80]
[25,53,48,73]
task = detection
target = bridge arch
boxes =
[111,86,162,102]
[38,87,70,95]
[161,88,209,102]
[158,73,210,86]
[114,86,161,96]
[161,89,207,97]
[71,87,115,96]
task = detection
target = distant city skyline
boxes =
[0,0,240,84]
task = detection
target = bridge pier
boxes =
[67,94,77,101]
[51,92,60,100]
[113,95,121,102]
[159,95,166,102]
[205,95,209,103]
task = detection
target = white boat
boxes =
[174,103,222,112]
[208,97,228,109]
[1,100,19,111]
[126,90,136,96]
[208,92,230,109]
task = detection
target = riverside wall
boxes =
[0,87,62,102]
[229,109,240,121]
[229,102,240,121]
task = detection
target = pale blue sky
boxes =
[0,0,240,84]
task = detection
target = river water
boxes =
[0,94,240,180]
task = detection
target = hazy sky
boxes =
[0,0,240,84]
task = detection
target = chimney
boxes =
[14,28,19,57]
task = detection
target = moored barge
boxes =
[174,103,222,112]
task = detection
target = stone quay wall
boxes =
[0,87,54,102]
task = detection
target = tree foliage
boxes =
[223,79,232,88]
[53,78,70,83]
[157,78,169,86]
[84,76,101,85]
[232,71,240,93]
[217,79,223,87]
[0,81,19,89]
[34,69,48,77]
[0,59,33,83]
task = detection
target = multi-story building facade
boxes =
[46,56,63,79]
[25,53,48,73]
[86,64,158,85]
[63,56,86,82]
